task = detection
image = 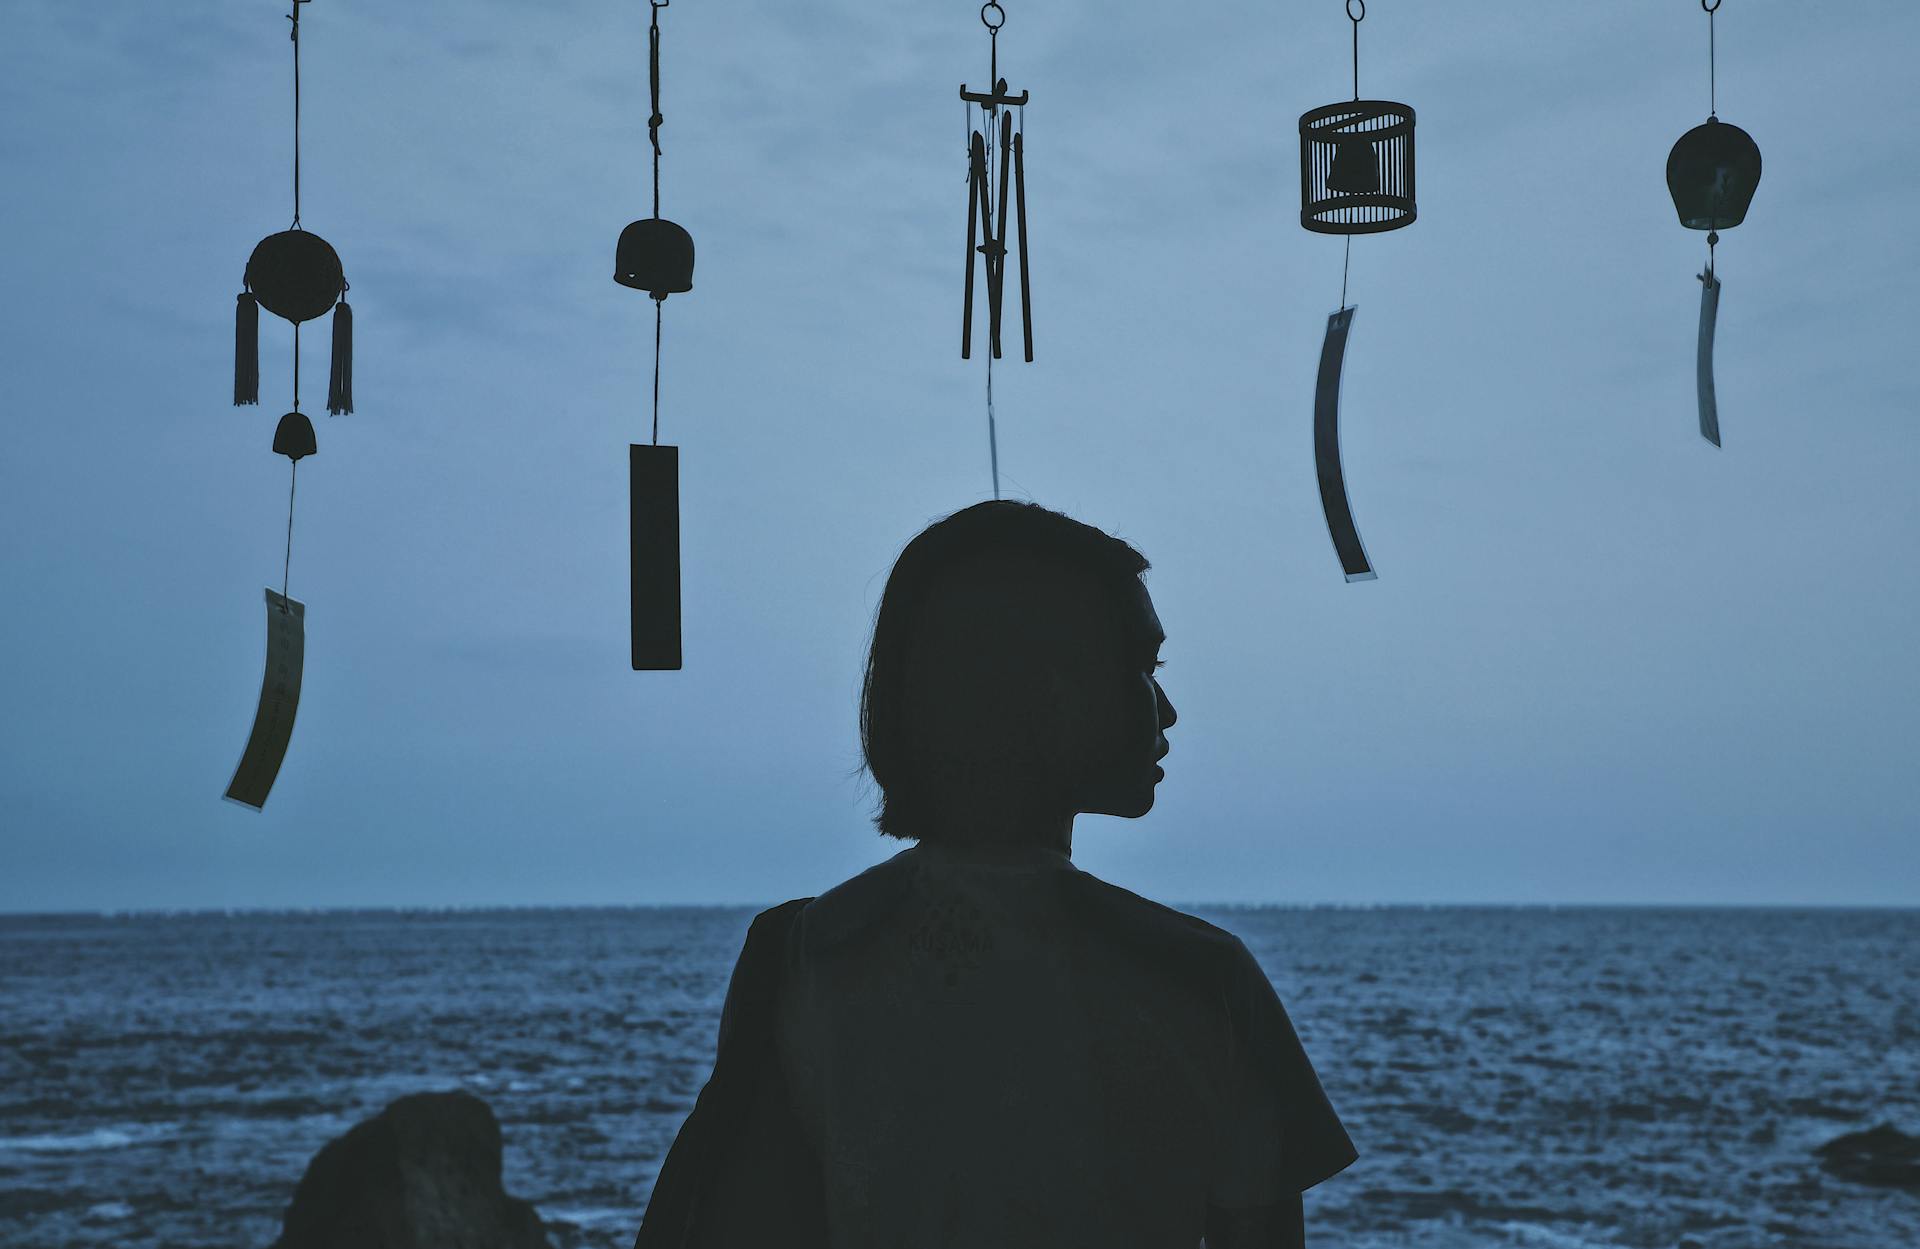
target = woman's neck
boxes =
[912,803,1073,857]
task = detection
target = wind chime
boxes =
[1666,0,1761,448]
[225,0,357,809]
[1298,0,1414,584]
[959,1,1033,500]
[616,0,695,671]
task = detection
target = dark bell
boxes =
[615,218,695,297]
[1666,118,1762,231]
[273,410,317,462]
[1326,139,1380,195]
[246,230,346,324]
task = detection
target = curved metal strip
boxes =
[1696,267,1722,447]
[1314,306,1377,582]
[224,589,305,809]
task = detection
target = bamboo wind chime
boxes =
[225,0,358,809]
[959,1,1033,501]
[1298,0,1414,583]
[1665,0,1761,448]
[616,0,696,671]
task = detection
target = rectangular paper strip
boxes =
[1314,306,1377,582]
[631,444,683,671]
[224,589,305,810]
[1697,269,1722,447]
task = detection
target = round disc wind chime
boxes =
[958,1,1033,500]
[225,0,358,809]
[616,0,696,671]
[1299,0,1414,584]
[1666,0,1761,448]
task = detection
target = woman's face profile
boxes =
[1059,576,1177,821]
[905,559,1176,836]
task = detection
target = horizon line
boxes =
[2,899,1916,921]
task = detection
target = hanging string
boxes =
[268,2,313,613]
[285,319,301,609]
[652,300,663,446]
[648,0,668,444]
[984,47,999,499]
[1348,0,1363,100]
[289,0,307,228]
[1704,0,1719,117]
[983,88,998,498]
[649,0,665,218]
[281,461,299,607]
[980,3,1005,498]
[1340,0,1362,306]
[987,349,1000,499]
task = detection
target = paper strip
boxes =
[631,443,683,671]
[1697,268,1722,447]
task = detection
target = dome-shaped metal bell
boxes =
[1326,139,1380,195]
[245,230,346,324]
[273,410,317,462]
[1665,118,1762,231]
[614,218,695,297]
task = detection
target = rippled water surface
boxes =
[3,905,1915,1247]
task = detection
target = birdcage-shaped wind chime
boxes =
[959,1,1033,500]
[1298,0,1414,583]
[224,0,358,809]
[1666,0,1761,448]
[616,0,696,670]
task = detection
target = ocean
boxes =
[2,904,1915,1247]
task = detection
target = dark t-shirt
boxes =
[771,841,1355,1248]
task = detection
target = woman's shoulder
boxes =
[790,848,920,954]
[1055,867,1249,980]
[777,849,1264,1006]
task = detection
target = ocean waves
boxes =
[2,904,1916,1248]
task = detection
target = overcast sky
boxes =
[2,1,1915,911]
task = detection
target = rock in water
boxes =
[1814,1122,1920,1191]
[270,1091,553,1249]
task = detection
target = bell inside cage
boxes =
[1299,100,1415,235]
[1666,118,1761,232]
[1327,139,1380,195]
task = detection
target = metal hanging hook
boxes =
[1347,0,1364,100]
[981,2,1005,32]
[1701,0,1721,13]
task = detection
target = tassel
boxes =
[326,299,353,415]
[234,292,259,406]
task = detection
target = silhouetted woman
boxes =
[635,501,1354,1249]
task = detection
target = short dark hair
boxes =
[859,500,1150,842]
